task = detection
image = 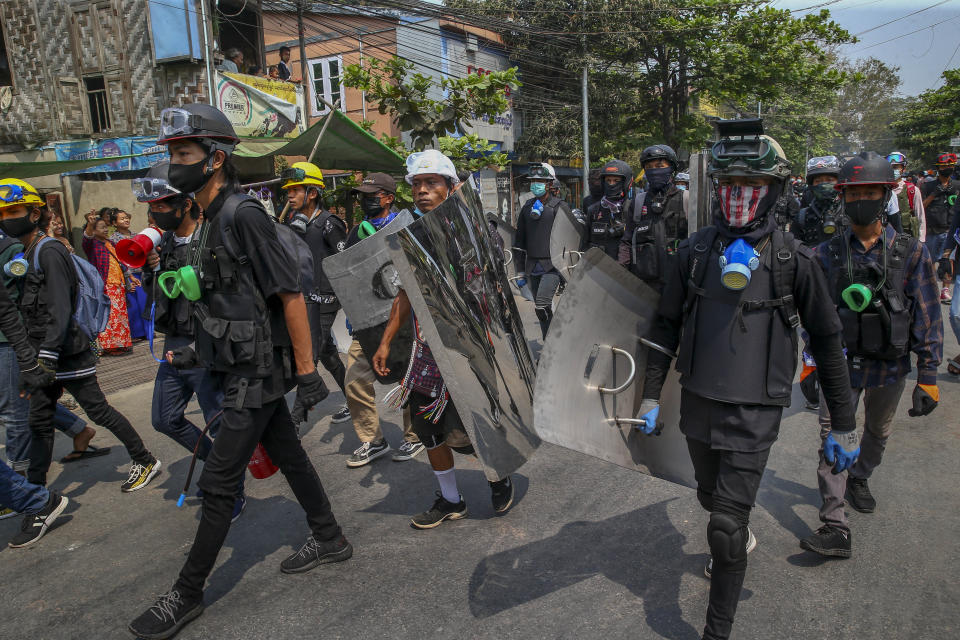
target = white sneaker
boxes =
[705,527,757,579]
[392,440,425,461]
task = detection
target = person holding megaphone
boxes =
[132,162,245,523]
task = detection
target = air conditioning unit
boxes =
[465,34,478,53]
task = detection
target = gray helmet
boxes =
[640,144,678,169]
[805,156,840,180]
[600,159,633,186]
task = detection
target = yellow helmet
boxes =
[281,161,325,191]
[0,178,45,211]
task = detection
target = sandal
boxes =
[948,355,960,376]
[60,445,111,463]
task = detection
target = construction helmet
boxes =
[0,178,45,211]
[837,151,898,189]
[282,161,325,191]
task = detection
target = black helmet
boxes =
[640,144,678,169]
[837,151,898,189]
[132,161,183,202]
[600,159,633,185]
[805,156,840,180]
[157,103,240,150]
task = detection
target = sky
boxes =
[778,0,960,96]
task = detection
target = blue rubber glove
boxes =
[514,273,527,290]
[345,317,353,336]
[635,399,660,435]
[823,430,860,473]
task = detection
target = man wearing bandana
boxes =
[635,120,857,640]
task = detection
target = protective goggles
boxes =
[886,152,906,165]
[159,107,205,140]
[806,156,840,172]
[132,177,181,203]
[0,184,39,203]
[710,137,778,171]
[281,167,308,183]
[528,164,553,179]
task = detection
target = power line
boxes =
[853,0,953,37]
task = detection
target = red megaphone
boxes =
[248,443,279,479]
[116,226,162,268]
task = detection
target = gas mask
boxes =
[4,252,27,278]
[718,238,760,290]
[530,181,547,197]
[717,185,768,228]
[821,213,839,236]
[529,199,545,220]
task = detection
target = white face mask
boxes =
[718,185,769,227]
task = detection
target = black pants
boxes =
[174,397,341,600]
[308,304,345,392]
[686,437,771,640]
[28,375,152,485]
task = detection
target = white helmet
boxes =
[405,150,459,185]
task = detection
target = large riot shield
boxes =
[324,211,414,384]
[533,248,695,488]
[549,206,584,276]
[387,182,540,481]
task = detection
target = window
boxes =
[147,0,202,63]
[84,76,111,133]
[0,18,12,87]
[308,55,345,116]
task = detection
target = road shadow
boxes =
[756,467,823,540]
[467,498,701,640]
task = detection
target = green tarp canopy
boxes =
[0,110,404,179]
[235,109,405,173]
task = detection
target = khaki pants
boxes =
[345,339,417,444]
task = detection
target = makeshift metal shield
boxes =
[324,210,415,383]
[533,248,695,488]
[387,182,540,481]
[492,218,534,302]
[549,206,584,276]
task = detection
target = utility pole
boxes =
[359,32,367,121]
[581,0,590,196]
[297,1,309,95]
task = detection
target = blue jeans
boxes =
[0,459,48,514]
[924,233,949,267]
[151,360,223,460]
[0,344,88,472]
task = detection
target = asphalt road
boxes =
[2,306,959,640]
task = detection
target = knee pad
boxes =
[707,512,747,569]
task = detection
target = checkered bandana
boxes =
[718,185,768,228]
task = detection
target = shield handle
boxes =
[597,346,636,395]
[564,250,583,273]
[503,249,513,267]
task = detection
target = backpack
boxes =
[32,236,111,340]
[220,193,315,295]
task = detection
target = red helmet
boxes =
[935,152,958,167]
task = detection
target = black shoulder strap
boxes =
[771,229,800,329]
[220,192,263,265]
[682,225,719,316]
[0,235,18,256]
[632,190,646,224]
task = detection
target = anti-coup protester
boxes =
[281,161,351,426]
[636,121,857,640]
[129,104,351,640]
[0,179,161,497]
[133,162,245,522]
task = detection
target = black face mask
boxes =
[0,214,38,239]
[152,206,185,232]
[844,198,884,226]
[603,179,625,200]
[645,167,673,192]
[361,194,386,218]
[589,181,603,198]
[168,156,212,194]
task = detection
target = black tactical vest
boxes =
[794,199,842,247]
[586,199,626,259]
[194,199,290,378]
[152,231,197,338]
[630,188,686,282]
[676,228,800,406]
[827,231,912,361]
[519,196,559,260]
[302,210,345,297]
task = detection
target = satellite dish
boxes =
[0,86,11,113]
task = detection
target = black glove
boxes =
[19,358,56,395]
[937,257,954,280]
[908,384,939,417]
[170,347,199,369]
[295,370,329,416]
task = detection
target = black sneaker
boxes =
[411,492,468,529]
[331,404,352,424]
[392,440,425,461]
[346,439,390,468]
[800,525,852,558]
[705,527,756,579]
[128,589,203,639]
[121,458,162,492]
[8,493,69,548]
[846,476,876,513]
[489,476,515,513]
[280,535,353,574]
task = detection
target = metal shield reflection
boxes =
[324,211,415,384]
[549,206,584,276]
[534,248,696,488]
[387,181,540,481]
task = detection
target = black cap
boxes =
[353,172,396,194]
